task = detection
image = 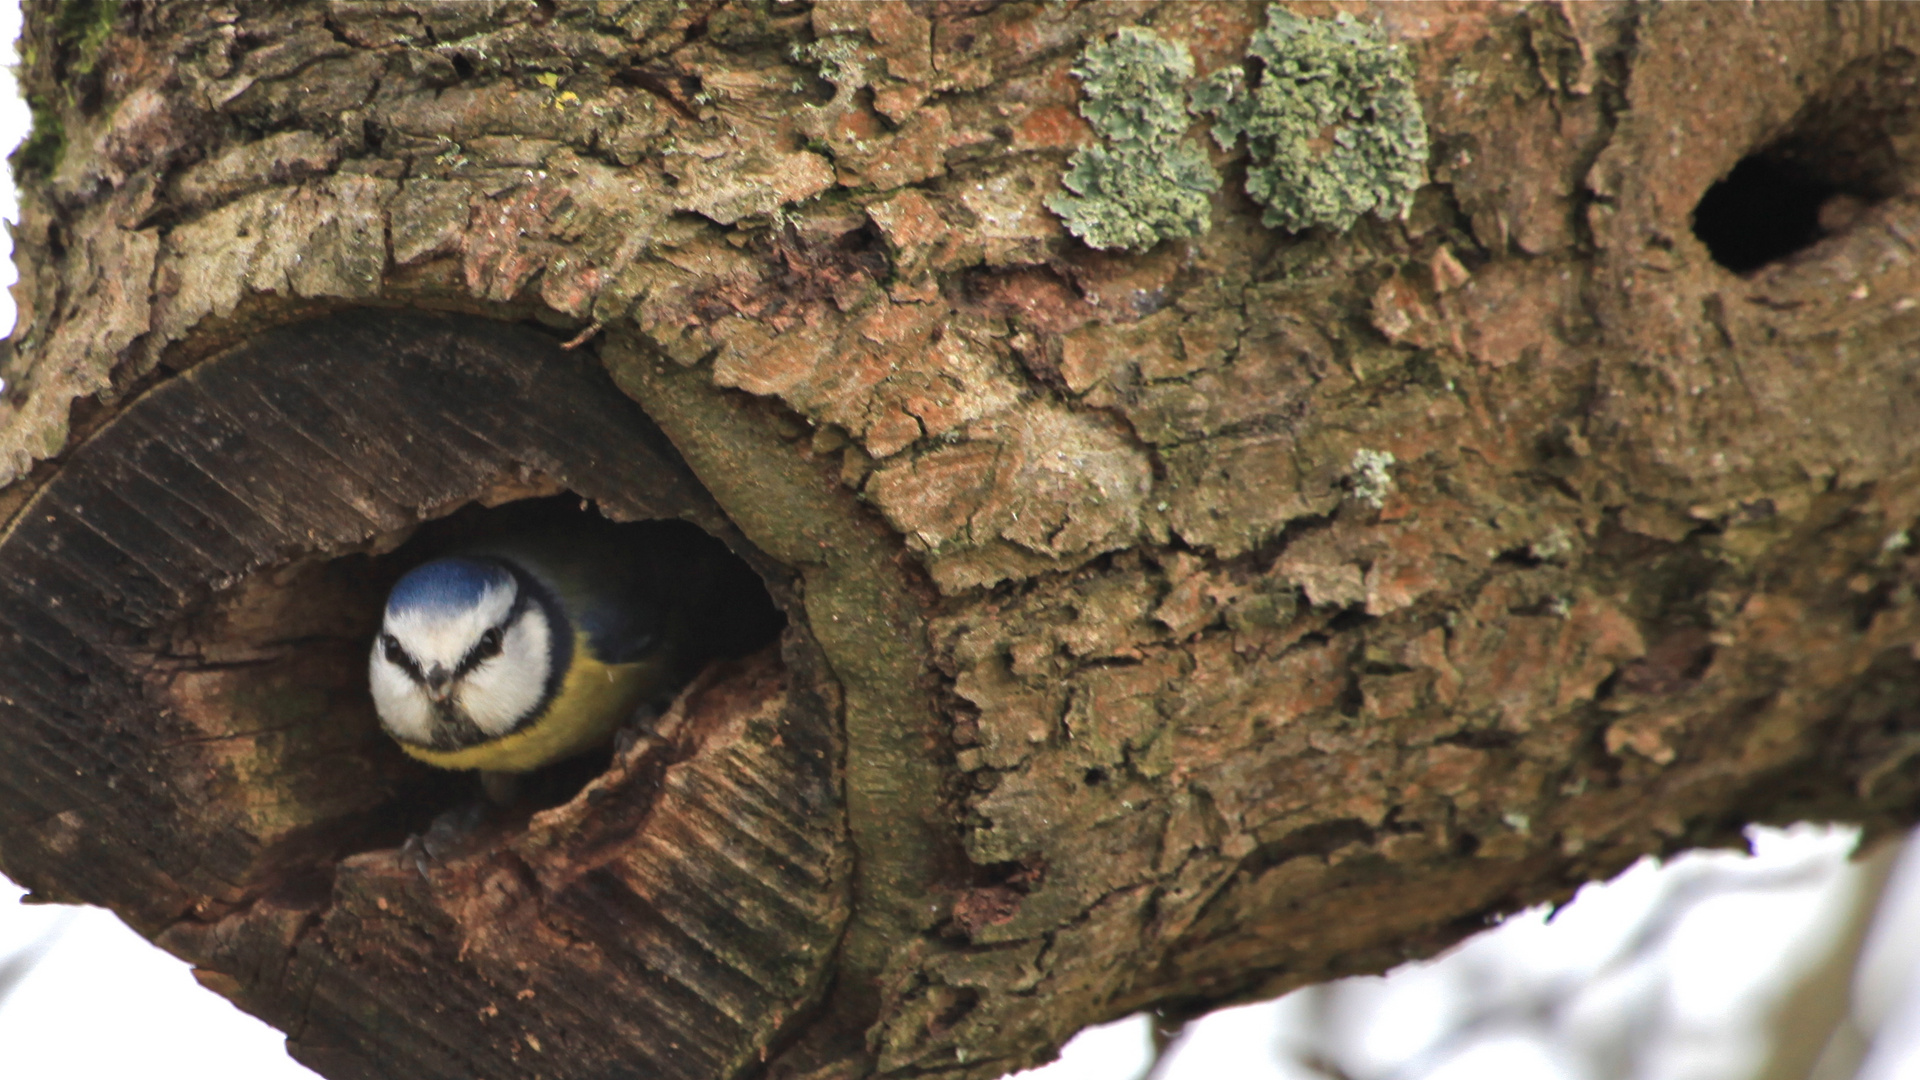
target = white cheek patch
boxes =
[457,607,553,737]
[370,644,434,743]
[384,579,518,672]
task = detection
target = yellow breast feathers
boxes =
[398,631,666,772]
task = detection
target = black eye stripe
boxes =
[381,634,426,682]
[454,619,514,678]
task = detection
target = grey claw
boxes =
[400,801,490,876]
[615,699,667,757]
[400,832,435,879]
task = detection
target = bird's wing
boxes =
[572,585,665,665]
[469,523,672,666]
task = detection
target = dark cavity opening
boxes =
[1691,157,1838,273]
[377,495,784,670]
[347,494,785,817]
[1693,49,1920,273]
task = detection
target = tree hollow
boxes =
[0,308,848,1080]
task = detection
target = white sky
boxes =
[1015,824,1876,1080]
[0,5,1909,1080]
[0,877,318,1079]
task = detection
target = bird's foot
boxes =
[614,698,668,758]
[399,799,489,878]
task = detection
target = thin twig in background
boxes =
[0,911,75,1010]
[1254,844,1857,1080]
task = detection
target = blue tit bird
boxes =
[368,521,687,775]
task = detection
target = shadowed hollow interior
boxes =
[160,491,788,874]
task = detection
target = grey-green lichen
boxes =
[1349,448,1396,508]
[13,93,64,180]
[1193,8,1428,233]
[792,34,870,90]
[1046,27,1220,252]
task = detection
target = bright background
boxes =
[0,4,1916,1079]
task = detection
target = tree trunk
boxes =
[3,2,1919,1078]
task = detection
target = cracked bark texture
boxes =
[3,2,1920,1079]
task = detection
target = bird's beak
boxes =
[425,667,453,703]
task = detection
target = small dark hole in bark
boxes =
[970,857,1045,892]
[448,52,475,80]
[928,987,981,1036]
[1326,608,1370,633]
[1692,156,1838,273]
[1693,49,1920,272]
[1493,545,1545,568]
[1337,673,1366,717]
[1593,669,1624,702]
[1082,766,1107,787]
[1437,727,1519,750]
[1452,830,1481,857]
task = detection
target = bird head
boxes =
[369,556,555,750]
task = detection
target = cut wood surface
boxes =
[0,310,845,1079]
[4,3,1920,1079]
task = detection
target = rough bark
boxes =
[2,2,1920,1079]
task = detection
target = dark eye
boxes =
[382,634,406,667]
[475,627,504,660]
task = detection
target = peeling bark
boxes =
[4,3,1920,1079]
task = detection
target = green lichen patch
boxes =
[1196,8,1428,233]
[792,34,871,92]
[53,0,118,79]
[1046,27,1220,252]
[13,92,64,180]
[12,0,123,181]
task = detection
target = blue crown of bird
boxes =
[369,523,689,774]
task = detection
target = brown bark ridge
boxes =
[2,1,1920,1078]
